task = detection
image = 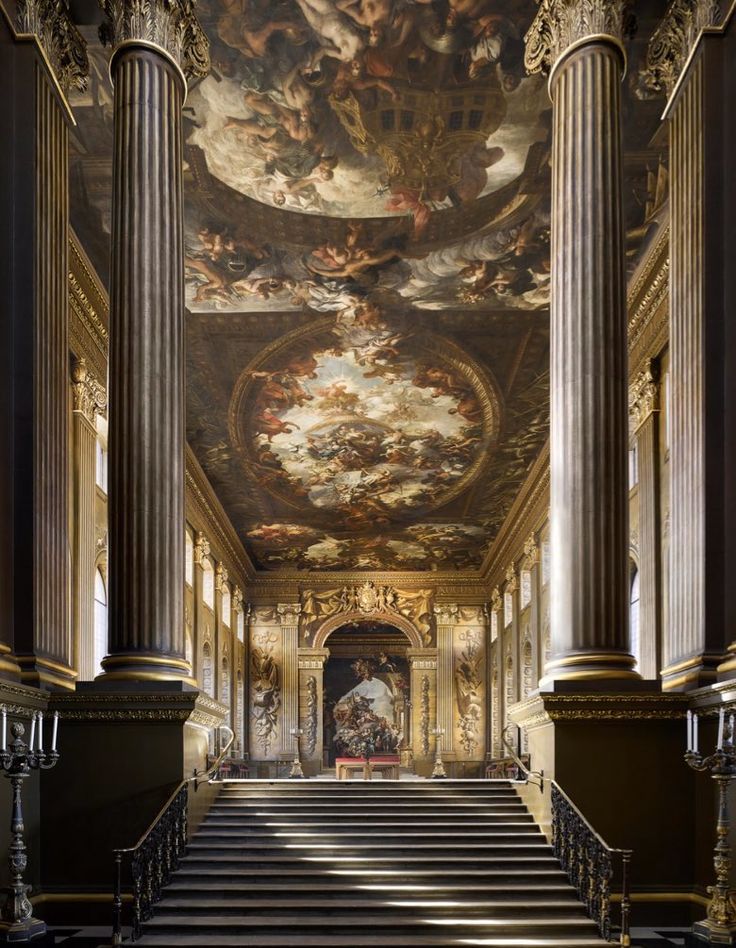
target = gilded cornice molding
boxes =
[524,0,630,76]
[629,360,660,431]
[17,0,88,94]
[509,692,688,731]
[71,356,107,423]
[68,234,109,383]
[99,0,210,80]
[184,444,254,584]
[644,0,721,95]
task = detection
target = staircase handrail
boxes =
[502,724,632,947]
[500,723,544,789]
[111,724,234,944]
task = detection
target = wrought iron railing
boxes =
[501,724,632,947]
[111,724,234,945]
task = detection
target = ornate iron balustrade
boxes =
[502,724,631,946]
[551,781,632,946]
[111,725,234,945]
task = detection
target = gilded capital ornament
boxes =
[17,0,89,94]
[277,602,301,626]
[629,360,660,430]
[490,587,503,613]
[524,0,631,76]
[71,357,107,423]
[99,0,210,81]
[644,0,720,95]
[523,534,540,566]
[193,532,210,566]
[505,565,518,594]
[232,586,243,614]
[214,562,228,592]
[433,602,460,625]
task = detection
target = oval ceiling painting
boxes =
[188,0,547,219]
[232,313,498,531]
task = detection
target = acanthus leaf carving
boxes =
[193,532,210,566]
[71,357,107,423]
[17,0,89,94]
[629,359,660,430]
[643,0,721,96]
[99,0,210,81]
[524,0,631,76]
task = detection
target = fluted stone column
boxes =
[71,358,107,681]
[629,362,662,681]
[0,1,88,687]
[525,0,637,682]
[644,1,731,690]
[277,603,301,760]
[99,0,208,680]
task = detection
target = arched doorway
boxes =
[322,621,411,769]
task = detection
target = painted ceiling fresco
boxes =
[68,0,668,573]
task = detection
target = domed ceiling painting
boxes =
[68,0,665,572]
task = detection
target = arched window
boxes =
[520,570,532,609]
[95,416,108,494]
[202,641,213,697]
[221,584,231,627]
[221,658,231,727]
[202,559,215,610]
[630,564,641,668]
[93,568,107,676]
[236,610,245,644]
[185,530,194,587]
[236,670,244,755]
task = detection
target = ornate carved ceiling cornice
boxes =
[245,574,490,605]
[627,215,670,376]
[69,231,109,384]
[185,444,254,588]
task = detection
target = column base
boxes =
[540,650,640,687]
[16,656,76,691]
[98,652,195,684]
[0,914,47,943]
[689,918,736,946]
[661,654,723,691]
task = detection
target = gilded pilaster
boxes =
[277,603,301,760]
[100,0,208,680]
[525,0,637,682]
[71,358,107,681]
[434,603,459,759]
[629,362,662,681]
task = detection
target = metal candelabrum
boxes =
[289,727,305,779]
[0,709,59,943]
[431,726,447,779]
[686,708,736,946]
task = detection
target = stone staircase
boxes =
[135,779,610,947]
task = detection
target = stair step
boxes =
[157,898,585,915]
[136,937,608,947]
[166,881,575,896]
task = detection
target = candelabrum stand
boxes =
[289,727,304,779]
[685,709,736,946]
[431,727,447,779]
[0,711,59,943]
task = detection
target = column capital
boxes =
[232,586,244,613]
[629,360,660,431]
[433,603,460,625]
[277,602,301,626]
[523,534,540,567]
[71,357,107,424]
[505,565,518,593]
[99,0,210,81]
[193,531,210,566]
[643,0,721,96]
[214,562,228,592]
[490,587,503,613]
[18,0,89,94]
[524,0,630,77]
